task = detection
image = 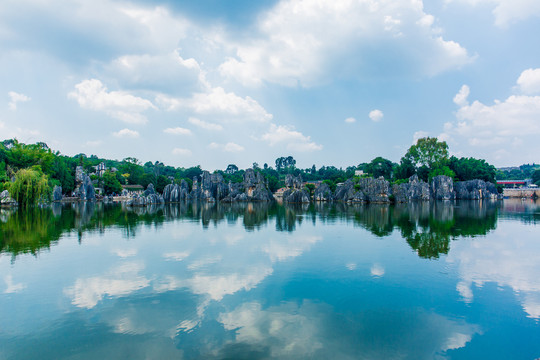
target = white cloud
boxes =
[64,262,150,309]
[158,87,272,123]
[369,109,384,122]
[163,127,192,135]
[4,275,26,294]
[453,85,470,106]
[345,117,356,123]
[442,74,540,164]
[69,79,155,124]
[106,51,208,93]
[172,148,192,156]
[188,117,223,131]
[208,142,245,152]
[448,0,540,26]
[219,0,473,87]
[261,124,322,152]
[8,91,30,111]
[516,68,540,94]
[163,252,190,261]
[113,128,139,138]
[447,221,540,319]
[370,264,385,277]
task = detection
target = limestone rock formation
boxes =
[53,185,63,201]
[143,183,156,197]
[0,190,16,205]
[126,193,164,207]
[431,175,454,200]
[313,182,333,201]
[454,179,500,200]
[333,180,361,202]
[357,176,391,203]
[392,175,430,203]
[282,174,310,203]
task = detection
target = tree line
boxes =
[2,137,536,206]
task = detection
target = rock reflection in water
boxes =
[1,200,502,260]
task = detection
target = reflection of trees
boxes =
[1,200,501,260]
[393,201,499,259]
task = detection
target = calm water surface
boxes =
[1,200,539,359]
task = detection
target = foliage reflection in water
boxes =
[0,200,539,359]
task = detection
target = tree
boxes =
[449,156,496,183]
[404,137,449,170]
[532,169,540,185]
[275,156,296,173]
[393,157,416,180]
[365,157,394,179]
[103,170,123,195]
[9,166,51,207]
[225,164,238,174]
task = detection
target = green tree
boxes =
[103,170,123,195]
[404,137,449,170]
[365,157,394,179]
[448,156,496,183]
[393,157,416,180]
[532,169,540,185]
[9,166,51,207]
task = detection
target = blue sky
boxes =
[1,0,540,170]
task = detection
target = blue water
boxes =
[0,200,539,359]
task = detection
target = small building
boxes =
[355,170,364,176]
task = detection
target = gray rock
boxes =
[454,179,501,200]
[392,175,430,203]
[313,182,333,201]
[53,185,63,201]
[242,169,274,201]
[431,175,454,200]
[282,188,310,203]
[143,183,156,197]
[357,176,390,203]
[333,180,357,202]
[285,174,303,189]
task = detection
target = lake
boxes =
[1,200,539,359]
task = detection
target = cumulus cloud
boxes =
[163,127,192,135]
[69,79,155,124]
[113,128,139,138]
[64,262,149,309]
[516,68,540,94]
[4,275,26,294]
[8,91,30,111]
[261,124,322,152]
[345,117,356,123]
[208,142,245,152]
[157,87,272,123]
[172,148,192,156]
[442,74,540,164]
[447,221,540,319]
[219,0,473,87]
[453,85,470,106]
[448,0,540,26]
[369,109,384,122]
[106,51,208,94]
[188,117,223,131]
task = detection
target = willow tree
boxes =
[9,166,51,207]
